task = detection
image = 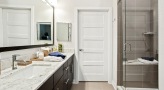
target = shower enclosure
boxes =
[117,0,158,90]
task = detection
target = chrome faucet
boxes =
[12,54,20,70]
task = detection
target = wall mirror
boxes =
[37,22,51,41]
[0,0,54,52]
[57,22,72,41]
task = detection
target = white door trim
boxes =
[0,4,35,45]
[74,7,113,84]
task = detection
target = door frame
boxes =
[0,4,34,45]
[74,7,113,84]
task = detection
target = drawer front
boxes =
[63,62,68,75]
[54,76,64,90]
[54,66,64,86]
[68,74,73,90]
[63,74,68,90]
[38,75,53,90]
[68,61,73,76]
[68,56,73,66]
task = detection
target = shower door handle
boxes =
[124,43,132,52]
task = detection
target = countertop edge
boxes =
[34,53,74,90]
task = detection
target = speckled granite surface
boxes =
[0,53,74,90]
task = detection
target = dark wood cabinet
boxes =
[54,66,64,86]
[38,55,74,90]
[53,76,64,90]
[38,75,53,90]
[63,56,74,90]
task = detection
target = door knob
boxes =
[79,49,84,51]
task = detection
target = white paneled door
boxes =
[79,10,109,81]
[3,9,31,47]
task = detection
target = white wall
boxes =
[159,0,164,90]
[55,0,75,48]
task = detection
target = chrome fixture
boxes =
[12,54,20,70]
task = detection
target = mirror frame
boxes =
[0,3,54,52]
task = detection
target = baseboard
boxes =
[72,79,79,84]
[112,80,117,90]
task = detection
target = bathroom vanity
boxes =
[0,53,74,90]
[38,54,74,90]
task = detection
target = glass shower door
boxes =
[117,0,127,89]
[123,0,158,89]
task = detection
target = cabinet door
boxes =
[38,75,53,90]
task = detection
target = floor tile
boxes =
[71,82,114,90]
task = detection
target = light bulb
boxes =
[48,0,57,6]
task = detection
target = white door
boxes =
[3,9,31,47]
[79,10,109,81]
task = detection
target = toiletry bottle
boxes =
[38,50,44,59]
[53,46,57,52]
[58,44,63,52]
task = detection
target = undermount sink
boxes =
[1,64,52,80]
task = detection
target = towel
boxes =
[44,56,63,62]
[141,57,154,61]
[138,58,158,64]
[49,52,66,59]
[127,60,138,63]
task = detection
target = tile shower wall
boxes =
[125,65,158,88]
[126,10,153,60]
[125,0,158,60]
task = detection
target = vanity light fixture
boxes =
[46,0,58,7]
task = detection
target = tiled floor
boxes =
[71,82,115,90]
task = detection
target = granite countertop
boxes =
[0,53,74,90]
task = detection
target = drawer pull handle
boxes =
[65,67,69,71]
[65,79,69,84]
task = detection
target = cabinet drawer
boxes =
[38,75,53,90]
[54,66,64,86]
[63,74,68,90]
[68,74,73,90]
[54,76,64,90]
[63,62,68,75]
[68,56,73,66]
